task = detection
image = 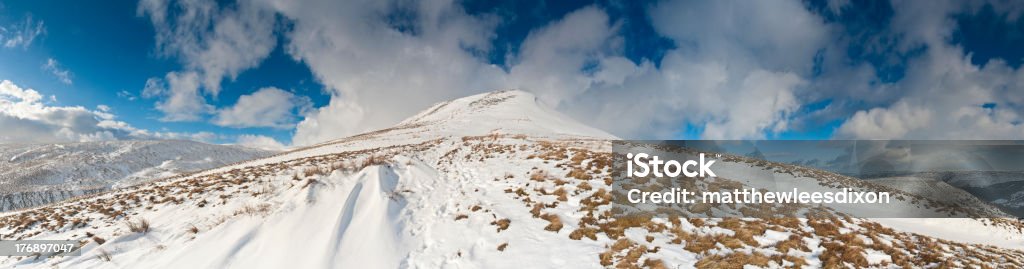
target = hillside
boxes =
[0,90,1022,268]
[0,140,271,211]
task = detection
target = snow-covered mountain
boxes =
[0,140,271,211]
[867,176,995,211]
[1,90,1022,268]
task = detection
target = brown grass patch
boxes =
[541,214,563,232]
[577,181,592,191]
[695,252,771,269]
[569,227,599,240]
[91,236,106,245]
[530,170,550,182]
[566,168,592,180]
[497,242,508,251]
[492,218,511,232]
[553,187,568,202]
[126,218,150,234]
[597,213,652,239]
[685,234,719,254]
[809,218,840,237]
[530,203,543,218]
[644,259,668,269]
[775,235,809,254]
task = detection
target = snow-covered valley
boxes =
[0,140,271,211]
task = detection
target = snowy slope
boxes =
[1,90,1022,268]
[0,140,271,211]
[868,176,998,212]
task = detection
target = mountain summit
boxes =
[397,90,615,139]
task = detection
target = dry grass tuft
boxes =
[541,213,563,232]
[775,235,809,254]
[596,213,653,240]
[821,241,869,268]
[492,218,511,232]
[96,249,112,262]
[644,258,668,269]
[569,227,599,240]
[566,168,592,180]
[497,242,508,251]
[236,203,273,217]
[577,181,592,191]
[809,218,841,237]
[695,252,771,268]
[126,218,150,234]
[553,187,568,202]
[530,203,544,218]
[530,170,550,182]
[302,166,320,177]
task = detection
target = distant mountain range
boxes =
[0,140,271,211]
[909,171,1024,217]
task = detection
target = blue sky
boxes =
[0,0,325,147]
[2,0,1024,149]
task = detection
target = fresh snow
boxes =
[873,218,1024,250]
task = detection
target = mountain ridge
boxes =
[0,139,271,211]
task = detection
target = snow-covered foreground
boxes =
[1,90,1023,268]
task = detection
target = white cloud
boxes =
[235,134,287,151]
[0,80,43,102]
[700,70,803,139]
[552,0,824,139]
[117,90,137,101]
[213,87,311,129]
[133,0,1024,144]
[136,0,281,124]
[0,80,278,145]
[0,80,139,143]
[137,0,277,95]
[836,48,1024,139]
[1,16,45,49]
[278,0,508,145]
[649,0,828,73]
[141,71,213,122]
[141,77,164,98]
[132,129,221,143]
[276,0,832,144]
[506,6,619,105]
[131,0,832,144]
[42,58,73,85]
[835,1,1024,139]
[838,101,933,139]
